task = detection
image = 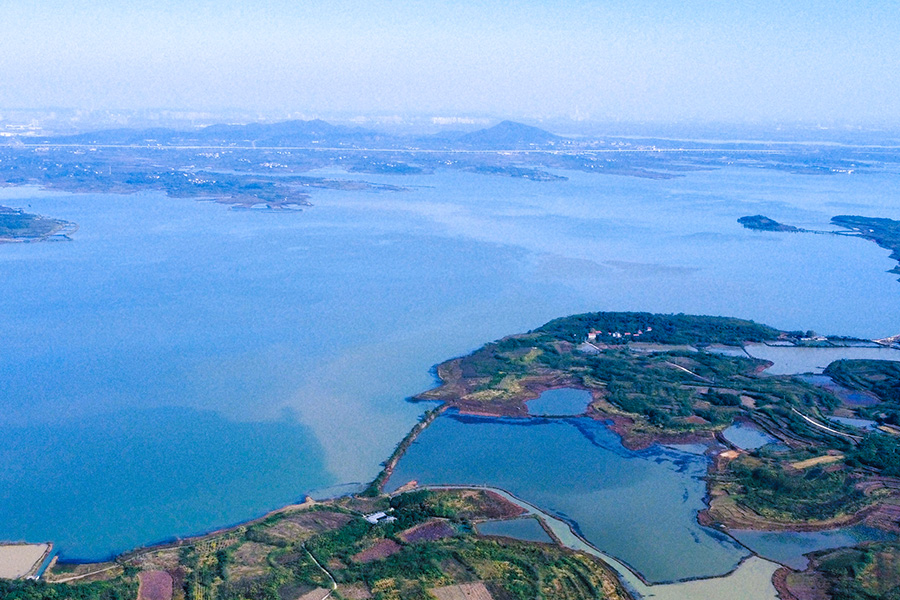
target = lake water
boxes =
[731,526,896,570]
[526,387,592,416]
[476,517,554,544]
[745,344,900,375]
[798,374,882,406]
[828,416,879,430]
[0,408,333,558]
[385,412,748,583]
[3,163,900,563]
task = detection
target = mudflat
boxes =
[0,543,50,579]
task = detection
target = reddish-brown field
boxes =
[138,570,174,600]
[434,490,524,521]
[429,582,494,600]
[262,510,354,544]
[398,520,455,544]
[350,539,401,564]
[336,583,373,599]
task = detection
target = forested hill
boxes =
[534,312,784,345]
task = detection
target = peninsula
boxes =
[0,206,76,242]
[403,312,900,598]
[407,313,900,526]
[737,215,801,232]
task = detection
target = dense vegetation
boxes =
[848,434,900,476]
[794,542,900,600]
[0,578,136,600]
[727,455,865,521]
[534,312,782,346]
[426,312,830,436]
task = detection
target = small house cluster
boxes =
[586,326,652,341]
[363,511,397,525]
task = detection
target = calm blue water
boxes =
[828,416,879,430]
[799,374,882,406]
[731,527,896,570]
[745,344,900,375]
[722,422,779,450]
[385,413,748,583]
[3,163,900,562]
[0,408,332,559]
[476,517,554,544]
[526,388,592,416]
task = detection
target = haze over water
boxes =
[2,162,900,559]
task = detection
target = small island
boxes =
[0,206,77,242]
[738,215,801,232]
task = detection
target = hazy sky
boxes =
[3,0,900,124]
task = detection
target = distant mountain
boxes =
[34,119,395,148]
[52,127,186,145]
[27,118,566,151]
[456,120,561,149]
[191,119,393,147]
[198,119,347,140]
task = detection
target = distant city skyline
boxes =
[3,0,900,126]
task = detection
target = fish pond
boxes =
[526,387,592,416]
[476,517,555,544]
[827,416,879,430]
[798,374,882,406]
[745,344,900,375]
[731,526,896,570]
[721,422,779,450]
